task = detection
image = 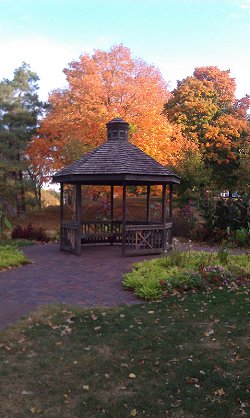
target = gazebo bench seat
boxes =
[81,232,122,243]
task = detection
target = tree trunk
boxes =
[38,186,42,208]
[19,170,26,213]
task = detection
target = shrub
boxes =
[200,195,250,232]
[198,265,234,288]
[123,250,250,300]
[0,245,30,269]
[172,203,197,238]
[12,224,48,242]
[234,227,249,247]
[189,223,208,242]
[217,246,229,264]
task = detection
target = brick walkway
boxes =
[1,241,248,330]
[0,243,155,329]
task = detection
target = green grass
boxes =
[0,288,249,417]
[0,241,31,269]
[0,238,35,248]
[123,251,250,300]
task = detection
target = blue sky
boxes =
[0,0,249,100]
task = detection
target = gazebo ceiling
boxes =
[53,118,180,185]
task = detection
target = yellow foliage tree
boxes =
[28,45,195,179]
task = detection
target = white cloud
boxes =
[0,37,77,99]
[239,0,250,9]
[0,36,112,100]
[157,55,250,99]
[0,35,248,102]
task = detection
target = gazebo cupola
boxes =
[53,118,180,256]
[107,117,129,141]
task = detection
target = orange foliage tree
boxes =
[28,45,194,180]
[164,66,250,190]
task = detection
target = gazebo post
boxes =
[75,184,81,255]
[146,185,151,223]
[60,183,64,250]
[162,184,167,253]
[169,183,173,245]
[122,184,127,257]
[169,184,173,222]
[110,185,114,245]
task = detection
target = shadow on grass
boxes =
[0,287,249,417]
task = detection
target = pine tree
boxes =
[0,62,44,213]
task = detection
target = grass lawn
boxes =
[0,287,249,417]
[0,239,32,270]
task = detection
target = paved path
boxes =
[0,244,155,329]
[0,241,248,330]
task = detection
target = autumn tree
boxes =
[0,63,44,213]
[29,45,195,178]
[164,66,250,191]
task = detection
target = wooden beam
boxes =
[75,184,82,255]
[169,184,173,222]
[162,184,167,224]
[60,183,64,250]
[146,185,151,223]
[162,184,167,253]
[122,184,127,257]
[110,185,114,244]
[168,184,173,246]
[76,184,81,222]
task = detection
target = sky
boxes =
[0,0,249,101]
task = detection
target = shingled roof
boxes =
[53,118,180,185]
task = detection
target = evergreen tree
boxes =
[0,62,44,213]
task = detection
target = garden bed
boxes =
[123,247,250,300]
[0,240,31,270]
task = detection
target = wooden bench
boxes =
[81,232,122,244]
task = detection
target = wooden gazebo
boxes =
[53,118,180,256]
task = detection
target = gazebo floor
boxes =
[0,243,157,330]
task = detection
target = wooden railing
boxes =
[81,221,122,244]
[61,221,81,254]
[125,223,172,255]
[61,220,172,256]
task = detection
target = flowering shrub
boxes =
[199,265,233,288]
[159,264,247,295]
[123,250,250,300]
[12,224,48,242]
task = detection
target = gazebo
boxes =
[53,118,180,256]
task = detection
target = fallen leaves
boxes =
[60,326,72,336]
[30,407,42,414]
[0,344,12,351]
[185,377,201,388]
[94,326,101,331]
[63,393,71,404]
[170,399,182,408]
[204,329,214,337]
[21,390,33,396]
[215,388,225,396]
[238,401,250,416]
[0,285,248,418]
[185,377,199,384]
